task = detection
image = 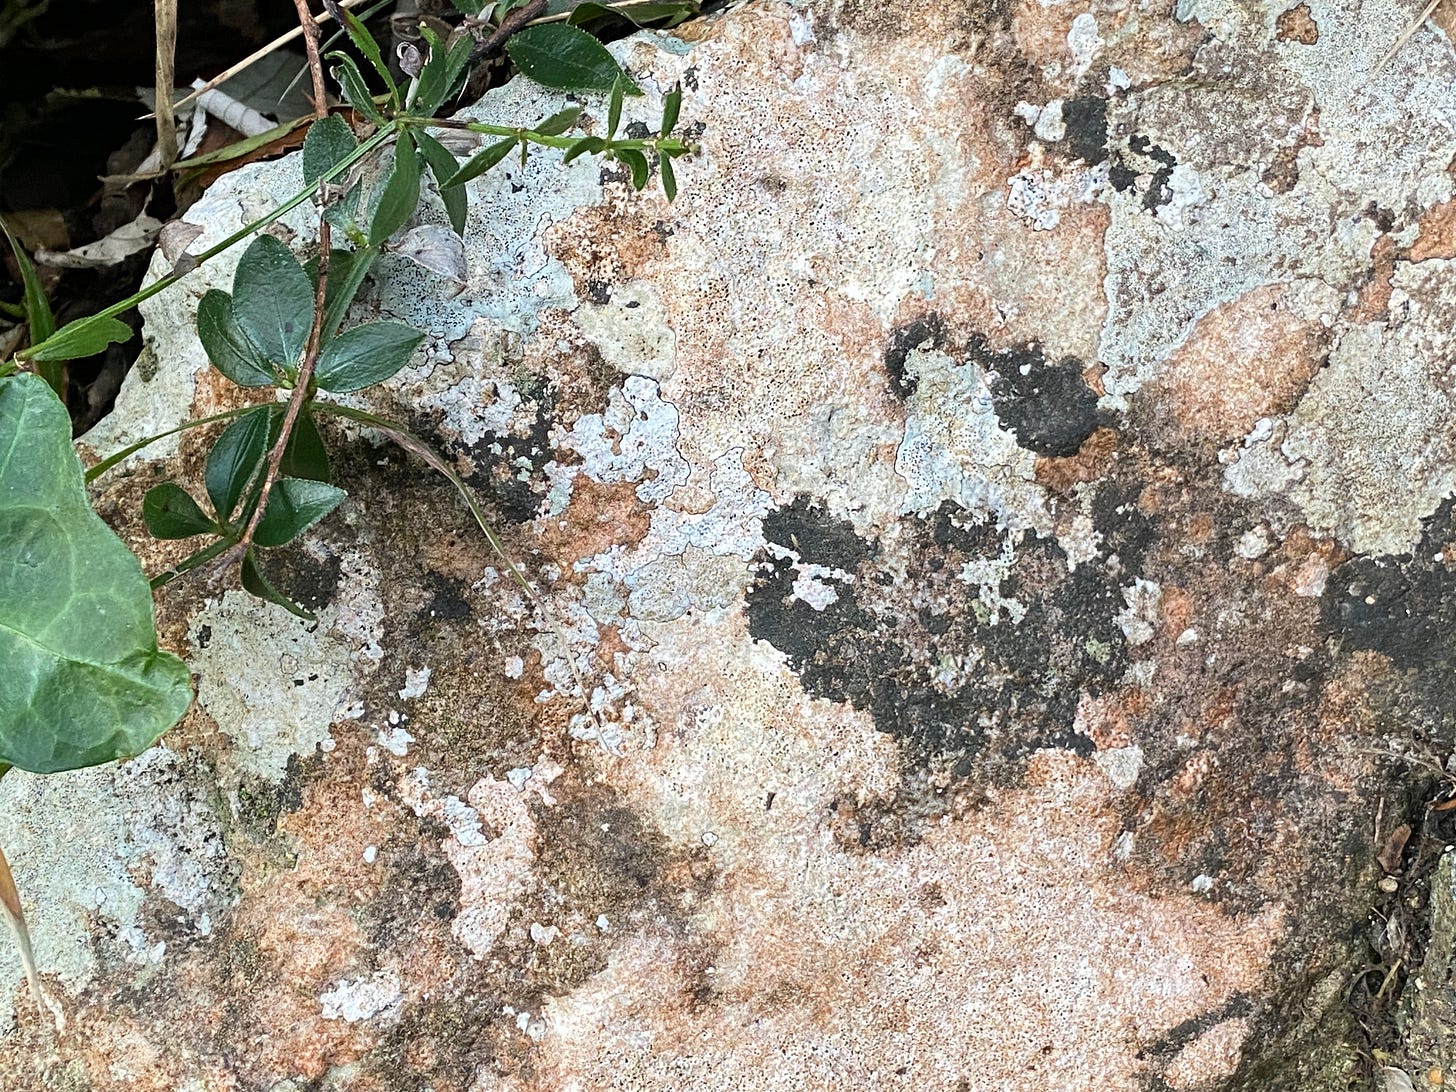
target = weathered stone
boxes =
[3,0,1455,1086]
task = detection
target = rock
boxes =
[3,0,1455,1087]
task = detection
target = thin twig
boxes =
[153,0,179,171]
[142,0,368,121]
[1371,0,1444,76]
[471,0,548,63]
[227,0,334,564]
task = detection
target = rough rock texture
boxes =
[3,0,1456,1087]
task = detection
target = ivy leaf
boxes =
[241,550,313,619]
[197,290,275,387]
[142,483,216,539]
[505,25,642,96]
[205,405,271,523]
[302,114,358,186]
[616,148,649,190]
[254,478,346,548]
[232,235,314,372]
[24,314,133,364]
[314,320,424,392]
[442,138,516,189]
[0,373,193,774]
[368,132,421,245]
[413,129,468,236]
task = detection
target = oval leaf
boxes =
[197,290,275,387]
[505,24,641,95]
[205,405,271,522]
[315,320,424,392]
[25,314,133,363]
[303,114,359,186]
[143,483,216,539]
[254,478,346,548]
[232,235,315,370]
[0,374,193,774]
[273,405,332,483]
[368,133,422,246]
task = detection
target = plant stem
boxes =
[84,405,259,484]
[470,0,547,63]
[228,0,335,566]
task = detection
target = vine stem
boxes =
[226,0,333,567]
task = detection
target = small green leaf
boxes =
[24,314,132,363]
[254,478,347,548]
[567,0,700,30]
[0,218,54,349]
[607,79,624,139]
[661,83,682,135]
[329,53,386,124]
[660,153,677,201]
[506,24,641,96]
[315,320,423,392]
[413,27,474,117]
[197,290,275,388]
[275,406,332,483]
[443,138,516,188]
[320,244,380,345]
[142,483,216,539]
[241,550,314,619]
[447,0,486,15]
[562,135,607,164]
[537,105,583,137]
[616,148,649,190]
[303,115,358,186]
[232,235,315,371]
[340,9,398,103]
[206,406,271,522]
[368,133,422,245]
[414,130,468,236]
[0,373,193,774]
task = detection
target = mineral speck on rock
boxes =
[4,0,1455,1087]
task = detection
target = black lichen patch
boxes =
[248,543,342,614]
[1061,96,1109,165]
[972,335,1100,457]
[1322,496,1456,719]
[1111,134,1178,210]
[746,497,1138,776]
[232,753,311,841]
[884,313,948,398]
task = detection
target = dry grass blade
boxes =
[1372,0,1444,76]
[0,841,44,1014]
[142,0,368,121]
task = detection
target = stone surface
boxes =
[3,0,1456,1087]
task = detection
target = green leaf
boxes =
[562,135,607,164]
[567,0,700,30]
[0,373,193,774]
[616,147,649,190]
[197,290,275,388]
[254,478,346,548]
[661,83,681,135]
[275,406,332,483]
[443,138,516,189]
[329,52,386,124]
[660,153,677,201]
[0,218,55,346]
[413,27,474,118]
[241,551,313,619]
[414,130,468,236]
[320,244,380,345]
[206,405,271,522]
[607,79,624,139]
[536,105,583,137]
[368,133,421,245]
[446,0,486,15]
[232,235,315,372]
[142,483,216,539]
[315,320,423,392]
[505,24,642,96]
[303,115,359,186]
[340,8,399,104]
[24,314,132,363]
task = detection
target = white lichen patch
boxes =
[574,282,679,380]
[895,346,1052,534]
[558,377,689,506]
[320,969,402,1023]
[0,747,232,1027]
[1116,579,1163,647]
